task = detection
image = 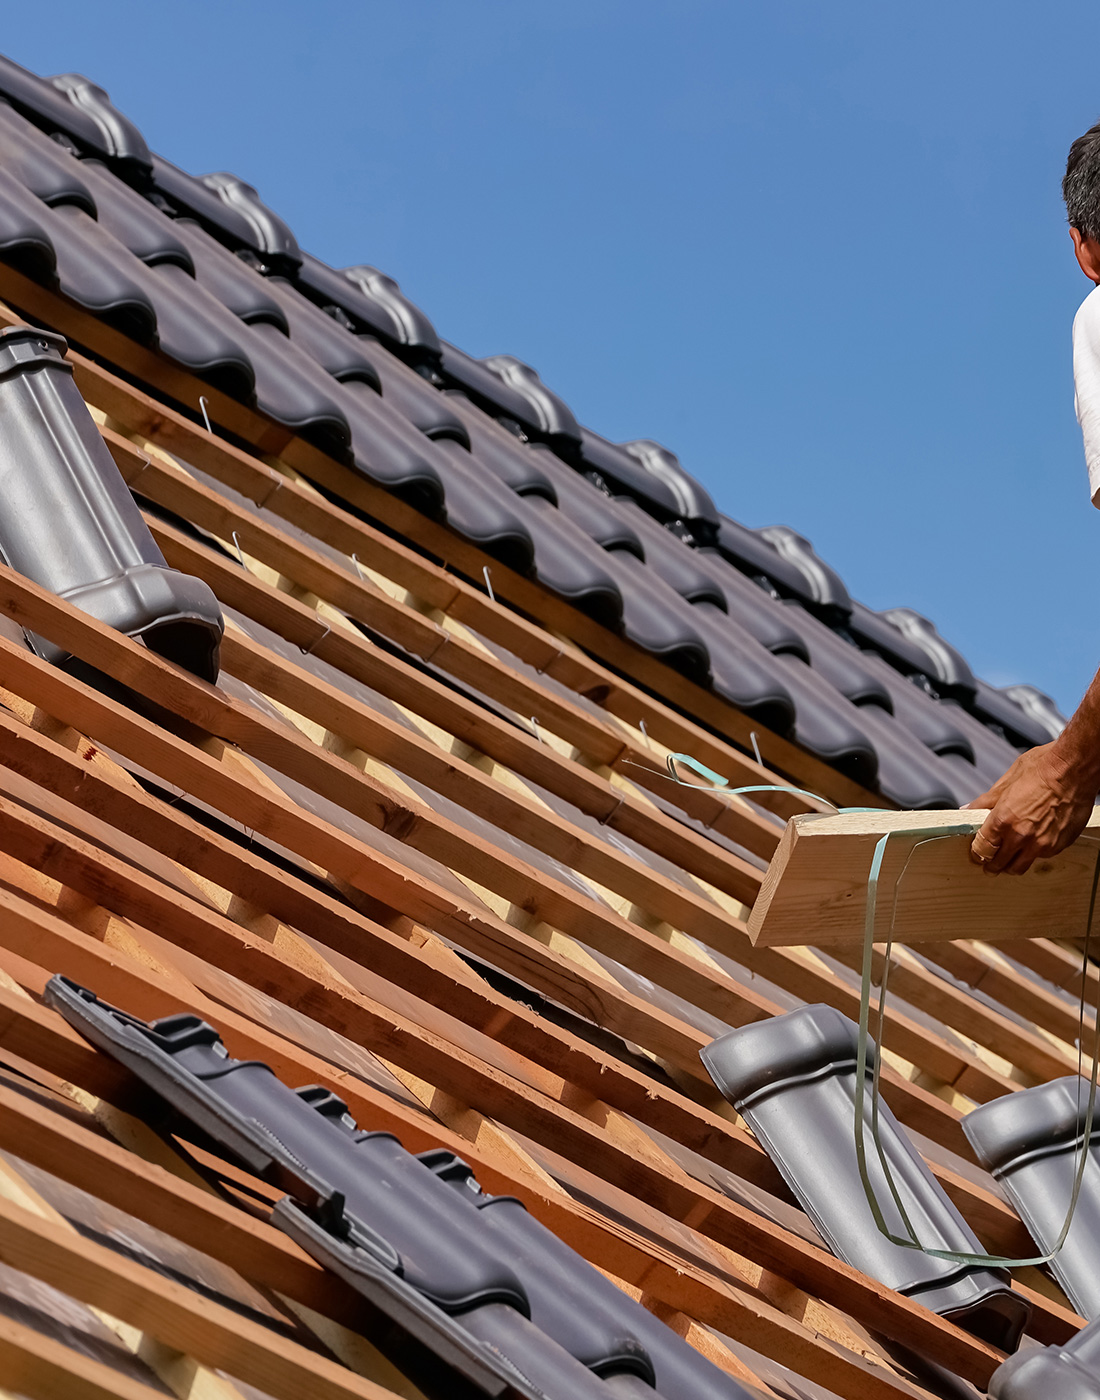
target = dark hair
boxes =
[1064,122,1100,241]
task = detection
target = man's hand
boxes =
[967,741,1097,874]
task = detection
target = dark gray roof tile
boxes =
[262,277,383,387]
[0,326,222,681]
[1000,683,1067,741]
[427,436,536,573]
[439,338,550,428]
[847,646,977,759]
[0,57,151,173]
[878,607,977,699]
[989,1323,1100,1400]
[443,391,556,496]
[691,548,812,657]
[173,217,289,328]
[755,525,852,619]
[295,249,408,343]
[529,449,646,556]
[702,1005,1030,1352]
[340,265,440,357]
[715,514,822,603]
[771,654,880,786]
[608,496,729,606]
[78,158,195,271]
[579,426,684,519]
[680,600,798,734]
[480,354,581,447]
[971,677,1063,749]
[493,496,623,624]
[0,166,55,282]
[622,439,720,526]
[0,101,97,212]
[774,601,895,710]
[965,1076,1100,1321]
[588,547,712,681]
[847,599,939,678]
[350,333,469,442]
[38,199,159,341]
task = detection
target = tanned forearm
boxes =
[968,669,1100,874]
[1045,666,1100,793]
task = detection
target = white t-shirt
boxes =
[1073,283,1100,503]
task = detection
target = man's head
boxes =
[1065,122,1100,282]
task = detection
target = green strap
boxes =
[852,826,1100,1268]
[654,749,1100,1266]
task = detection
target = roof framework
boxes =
[0,56,1090,1400]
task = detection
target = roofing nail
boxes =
[198,395,213,434]
[482,565,495,603]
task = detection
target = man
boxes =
[969,122,1100,874]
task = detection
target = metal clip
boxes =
[749,730,763,767]
[300,621,332,657]
[482,565,495,603]
[230,531,246,567]
[198,395,213,434]
[257,471,283,509]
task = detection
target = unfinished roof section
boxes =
[0,50,1091,1400]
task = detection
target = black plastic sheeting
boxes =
[49,976,759,1400]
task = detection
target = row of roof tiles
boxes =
[0,53,1068,813]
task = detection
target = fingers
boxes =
[970,825,1002,866]
[970,811,1024,874]
[1001,849,1036,876]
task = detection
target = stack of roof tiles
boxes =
[0,51,1092,1400]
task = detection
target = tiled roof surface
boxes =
[0,51,1090,1400]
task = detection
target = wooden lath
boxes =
[0,564,1037,1144]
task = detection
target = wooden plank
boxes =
[749,808,1100,948]
[102,429,782,872]
[0,751,1031,1253]
[217,625,765,924]
[0,562,774,1020]
[0,711,784,1187]
[0,600,744,1076]
[0,1312,170,1400]
[0,1194,399,1400]
[0,571,1017,1138]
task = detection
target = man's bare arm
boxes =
[968,670,1100,873]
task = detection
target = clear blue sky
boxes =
[5,3,1098,711]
